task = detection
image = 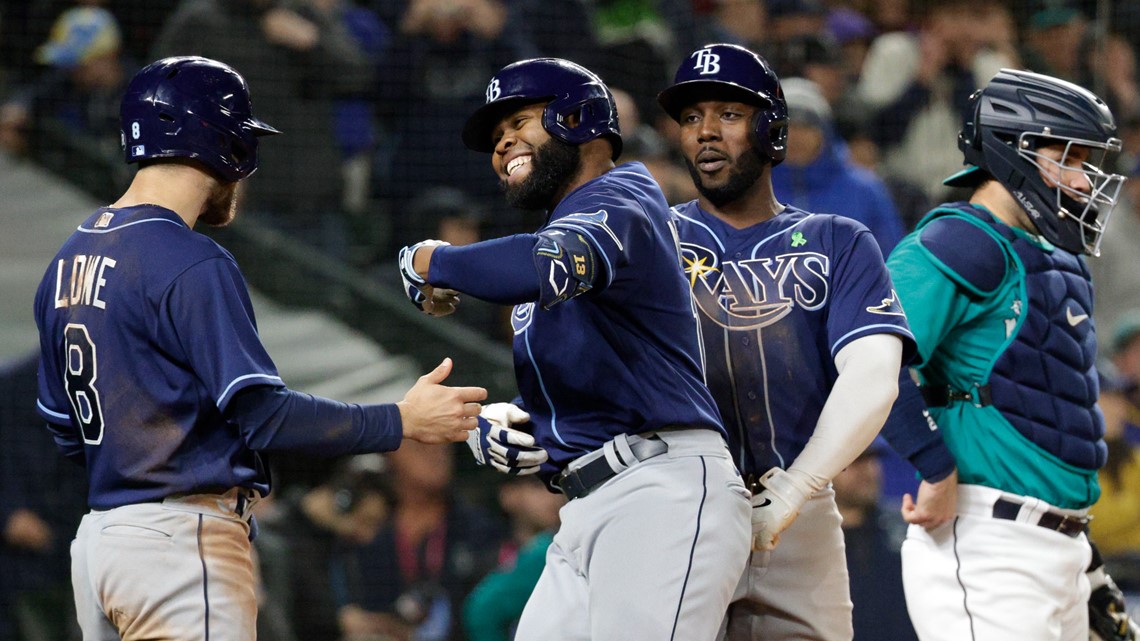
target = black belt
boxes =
[922,383,992,407]
[992,497,1088,539]
[556,435,669,501]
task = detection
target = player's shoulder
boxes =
[782,205,871,246]
[906,204,1010,295]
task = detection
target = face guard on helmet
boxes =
[657,43,789,166]
[120,56,280,182]
[462,58,622,160]
[945,68,1126,255]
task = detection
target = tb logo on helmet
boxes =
[692,49,721,75]
[485,78,501,103]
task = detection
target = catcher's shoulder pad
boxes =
[916,213,1008,297]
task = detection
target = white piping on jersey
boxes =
[37,399,70,420]
[830,324,915,358]
[671,208,726,253]
[546,222,616,288]
[217,373,285,407]
[524,329,573,449]
[756,326,786,469]
[77,217,186,234]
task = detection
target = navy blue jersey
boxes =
[508,164,724,477]
[34,205,282,509]
[671,202,915,476]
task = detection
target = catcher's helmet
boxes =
[945,68,1125,255]
[462,58,622,160]
[120,56,280,182]
[657,43,789,166]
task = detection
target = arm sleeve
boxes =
[429,235,542,305]
[163,257,283,411]
[224,385,402,455]
[789,333,904,488]
[879,367,956,481]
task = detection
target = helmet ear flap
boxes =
[960,90,984,152]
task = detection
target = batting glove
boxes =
[466,403,548,476]
[398,240,449,311]
[750,467,814,551]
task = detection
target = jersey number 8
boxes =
[64,323,105,444]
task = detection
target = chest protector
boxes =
[921,204,1106,471]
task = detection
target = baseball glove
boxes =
[1090,575,1139,641]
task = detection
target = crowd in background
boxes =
[2,0,1140,639]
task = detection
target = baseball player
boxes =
[32,56,486,641]
[882,69,1130,641]
[657,43,934,641]
[398,57,752,641]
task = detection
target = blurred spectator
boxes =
[375,0,531,225]
[253,454,395,641]
[1088,152,1140,341]
[330,441,506,641]
[1022,0,1140,119]
[0,5,133,197]
[764,0,827,48]
[854,0,1016,203]
[151,0,374,258]
[1088,367,1140,559]
[772,77,906,254]
[0,355,87,641]
[517,0,703,124]
[462,474,563,641]
[825,6,877,77]
[611,86,696,205]
[833,439,919,641]
[1112,311,1140,393]
[326,0,389,213]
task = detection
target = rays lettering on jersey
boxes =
[54,254,116,309]
[680,242,829,330]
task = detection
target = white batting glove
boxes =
[466,403,548,476]
[750,467,814,551]
[398,239,449,311]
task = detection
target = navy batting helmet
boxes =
[120,56,280,182]
[658,44,789,166]
[462,58,622,160]
[945,68,1125,255]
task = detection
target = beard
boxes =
[199,181,240,227]
[500,137,580,211]
[684,147,766,208]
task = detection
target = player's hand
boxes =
[750,467,813,551]
[901,469,958,530]
[467,403,548,475]
[398,239,451,313]
[422,287,460,317]
[397,358,487,444]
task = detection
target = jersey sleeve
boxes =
[162,257,282,412]
[545,190,650,292]
[886,234,974,364]
[825,224,916,361]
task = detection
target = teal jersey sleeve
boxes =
[462,531,554,641]
[886,235,973,366]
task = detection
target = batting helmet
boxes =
[462,58,622,160]
[945,68,1125,255]
[120,56,280,182]
[657,44,789,166]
